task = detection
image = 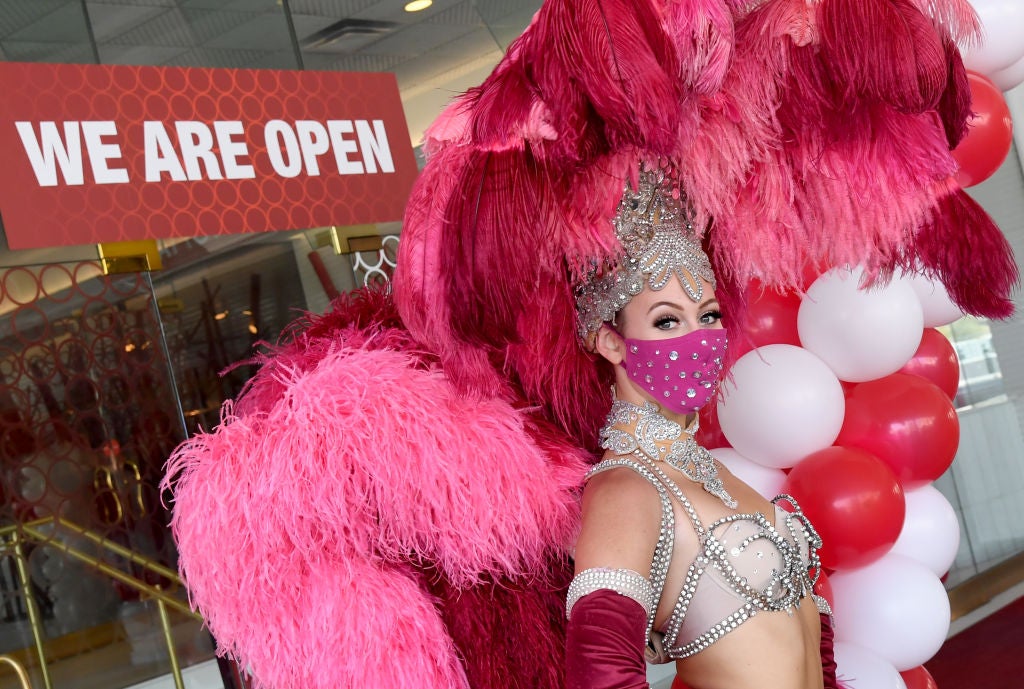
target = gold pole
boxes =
[8,532,52,689]
[0,654,33,689]
[1,517,180,582]
[155,592,186,689]
[18,525,199,620]
[50,517,180,581]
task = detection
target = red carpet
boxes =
[925,595,1024,689]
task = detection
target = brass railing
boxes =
[0,516,201,689]
[0,654,32,689]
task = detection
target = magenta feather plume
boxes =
[440,149,552,347]
[531,0,684,157]
[937,38,972,149]
[819,0,947,113]
[394,146,514,397]
[662,0,737,95]
[506,275,613,450]
[428,559,573,689]
[909,189,1019,318]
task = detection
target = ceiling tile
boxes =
[85,3,167,43]
[0,0,69,39]
[8,2,91,43]
[205,14,295,51]
[288,0,379,18]
[97,42,187,64]
[0,39,95,63]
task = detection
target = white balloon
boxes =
[798,267,924,382]
[991,54,1024,92]
[717,344,845,469]
[889,485,961,576]
[960,1,1024,76]
[903,272,963,327]
[834,642,907,689]
[710,448,788,500]
[832,554,951,671]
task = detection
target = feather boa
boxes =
[163,290,590,689]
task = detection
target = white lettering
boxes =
[326,120,364,175]
[355,119,394,174]
[295,120,331,176]
[143,121,187,182]
[15,121,84,187]
[213,121,255,180]
[80,121,128,184]
[176,121,223,181]
[264,120,302,178]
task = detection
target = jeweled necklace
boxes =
[600,400,738,508]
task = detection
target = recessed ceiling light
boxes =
[404,0,432,12]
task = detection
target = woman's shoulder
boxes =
[574,464,665,574]
[584,462,663,508]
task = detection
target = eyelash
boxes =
[652,310,722,329]
[700,310,723,325]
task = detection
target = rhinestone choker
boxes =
[600,400,737,508]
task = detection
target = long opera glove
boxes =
[566,590,650,689]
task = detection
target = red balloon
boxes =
[898,328,961,400]
[952,72,1014,187]
[837,373,960,487]
[744,281,803,349]
[901,665,939,689]
[782,446,905,570]
[696,399,730,449]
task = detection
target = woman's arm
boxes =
[566,469,664,689]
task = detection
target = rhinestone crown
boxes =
[575,167,716,343]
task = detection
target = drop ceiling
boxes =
[0,0,542,145]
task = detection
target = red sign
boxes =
[0,62,418,250]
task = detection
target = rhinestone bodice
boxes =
[586,456,829,662]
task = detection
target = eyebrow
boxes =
[646,297,720,314]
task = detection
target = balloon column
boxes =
[713,266,965,688]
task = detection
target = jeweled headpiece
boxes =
[575,167,716,344]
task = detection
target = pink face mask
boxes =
[621,328,728,414]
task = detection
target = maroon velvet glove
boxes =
[566,589,650,689]
[820,613,840,689]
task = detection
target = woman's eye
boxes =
[653,315,678,330]
[699,310,722,325]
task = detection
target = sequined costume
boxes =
[569,473,827,661]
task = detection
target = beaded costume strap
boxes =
[584,458,675,641]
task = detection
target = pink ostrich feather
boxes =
[904,189,1019,318]
[394,145,514,397]
[698,0,976,296]
[909,0,980,44]
[661,0,737,95]
[429,557,574,689]
[531,0,684,156]
[818,0,948,114]
[937,37,972,149]
[164,340,589,688]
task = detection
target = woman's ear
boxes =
[594,324,625,365]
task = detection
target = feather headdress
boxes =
[396,0,1017,449]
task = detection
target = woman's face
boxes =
[615,276,722,342]
[594,275,723,413]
